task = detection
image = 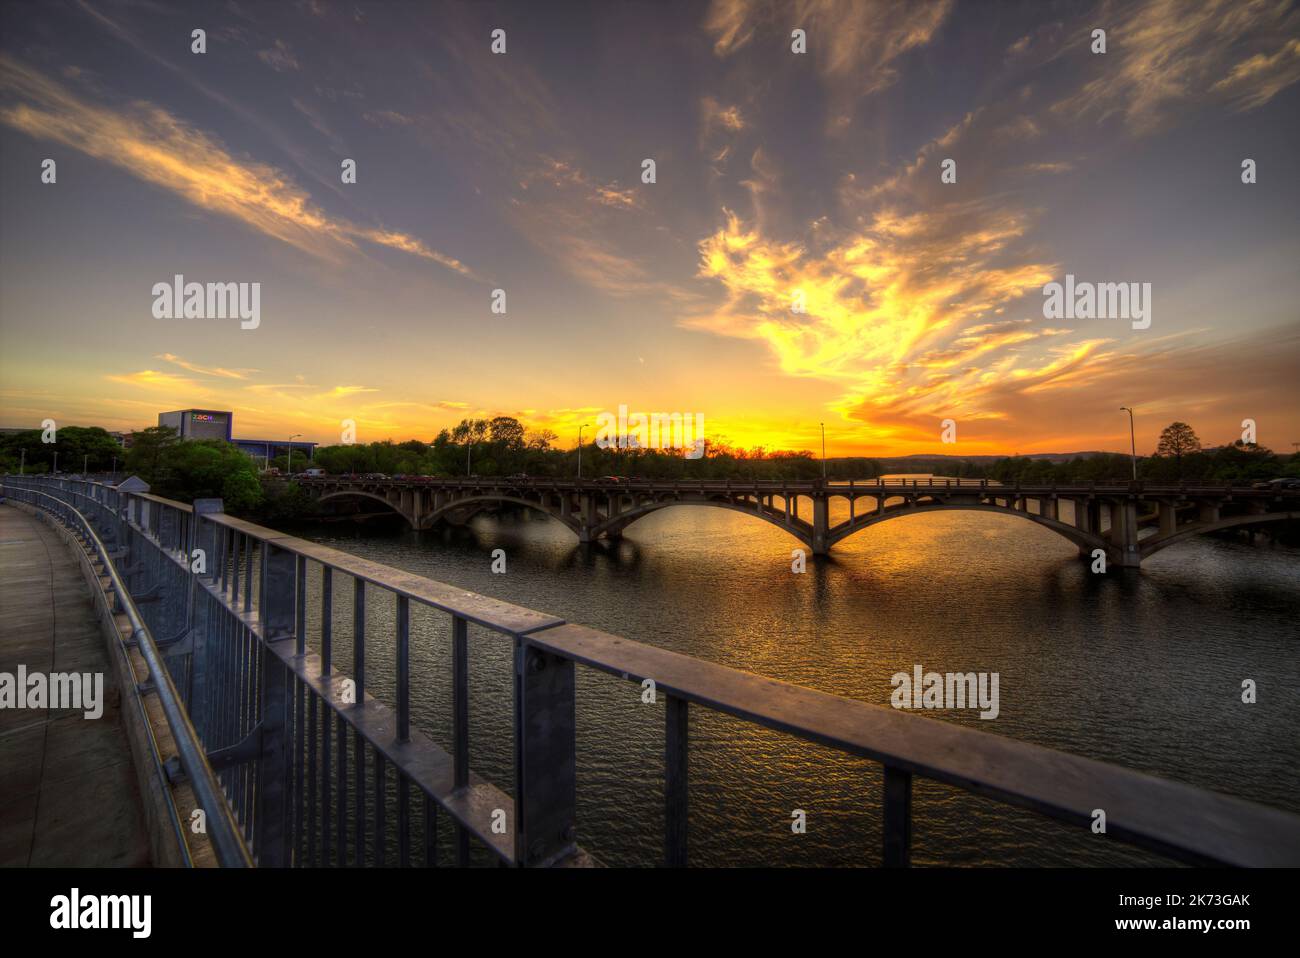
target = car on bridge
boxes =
[1253,477,1300,490]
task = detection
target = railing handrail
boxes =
[281,475,1298,496]
[7,474,1300,868]
[528,621,1300,866]
[2,480,251,867]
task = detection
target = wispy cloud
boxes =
[156,354,256,380]
[257,40,300,73]
[106,369,200,390]
[1052,0,1300,131]
[705,0,953,95]
[0,56,479,278]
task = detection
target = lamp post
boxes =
[820,422,826,480]
[577,424,589,479]
[1119,407,1137,481]
[19,449,25,475]
[52,451,58,474]
[287,434,302,475]
[111,456,117,480]
[83,454,88,476]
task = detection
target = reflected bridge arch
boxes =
[591,496,815,549]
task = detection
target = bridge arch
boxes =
[417,494,583,536]
[828,501,1111,556]
[316,489,411,523]
[592,497,814,548]
[1139,511,1298,560]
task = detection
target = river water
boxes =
[280,478,1300,866]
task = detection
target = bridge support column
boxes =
[1159,502,1178,537]
[811,496,830,555]
[1113,499,1141,568]
[578,493,598,543]
[1071,499,1088,534]
[1199,502,1220,524]
[1042,497,1058,521]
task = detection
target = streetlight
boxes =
[111,456,117,480]
[820,422,827,480]
[577,423,589,479]
[287,434,302,475]
[19,449,25,475]
[1119,407,1137,481]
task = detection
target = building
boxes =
[233,438,317,466]
[159,409,315,467]
[158,409,233,442]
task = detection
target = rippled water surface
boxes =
[279,484,1300,866]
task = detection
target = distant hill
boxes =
[845,452,1112,467]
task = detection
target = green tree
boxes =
[124,426,180,485]
[1155,422,1201,476]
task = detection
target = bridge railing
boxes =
[1,479,251,867]
[4,473,1299,867]
[289,474,1295,497]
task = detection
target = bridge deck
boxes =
[0,505,150,866]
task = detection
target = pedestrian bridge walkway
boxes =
[0,505,150,866]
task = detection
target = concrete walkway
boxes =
[0,504,149,866]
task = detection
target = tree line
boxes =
[3,419,1295,522]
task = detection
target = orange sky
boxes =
[2,1,1298,458]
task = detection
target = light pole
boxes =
[19,449,25,475]
[52,451,58,474]
[287,434,302,475]
[466,438,472,477]
[111,456,117,480]
[820,422,827,479]
[1119,407,1137,481]
[577,424,589,479]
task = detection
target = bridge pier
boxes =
[1159,501,1178,537]
[811,496,830,555]
[1113,499,1141,568]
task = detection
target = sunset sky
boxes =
[1,0,1298,457]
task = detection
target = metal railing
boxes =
[2,481,251,867]
[4,473,1299,867]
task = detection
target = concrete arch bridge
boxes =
[293,477,1300,570]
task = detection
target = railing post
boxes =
[256,541,298,865]
[452,615,470,866]
[513,639,577,867]
[188,499,224,734]
[883,765,912,867]
[665,694,688,867]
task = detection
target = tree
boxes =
[1156,421,1201,476]
[124,426,180,484]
